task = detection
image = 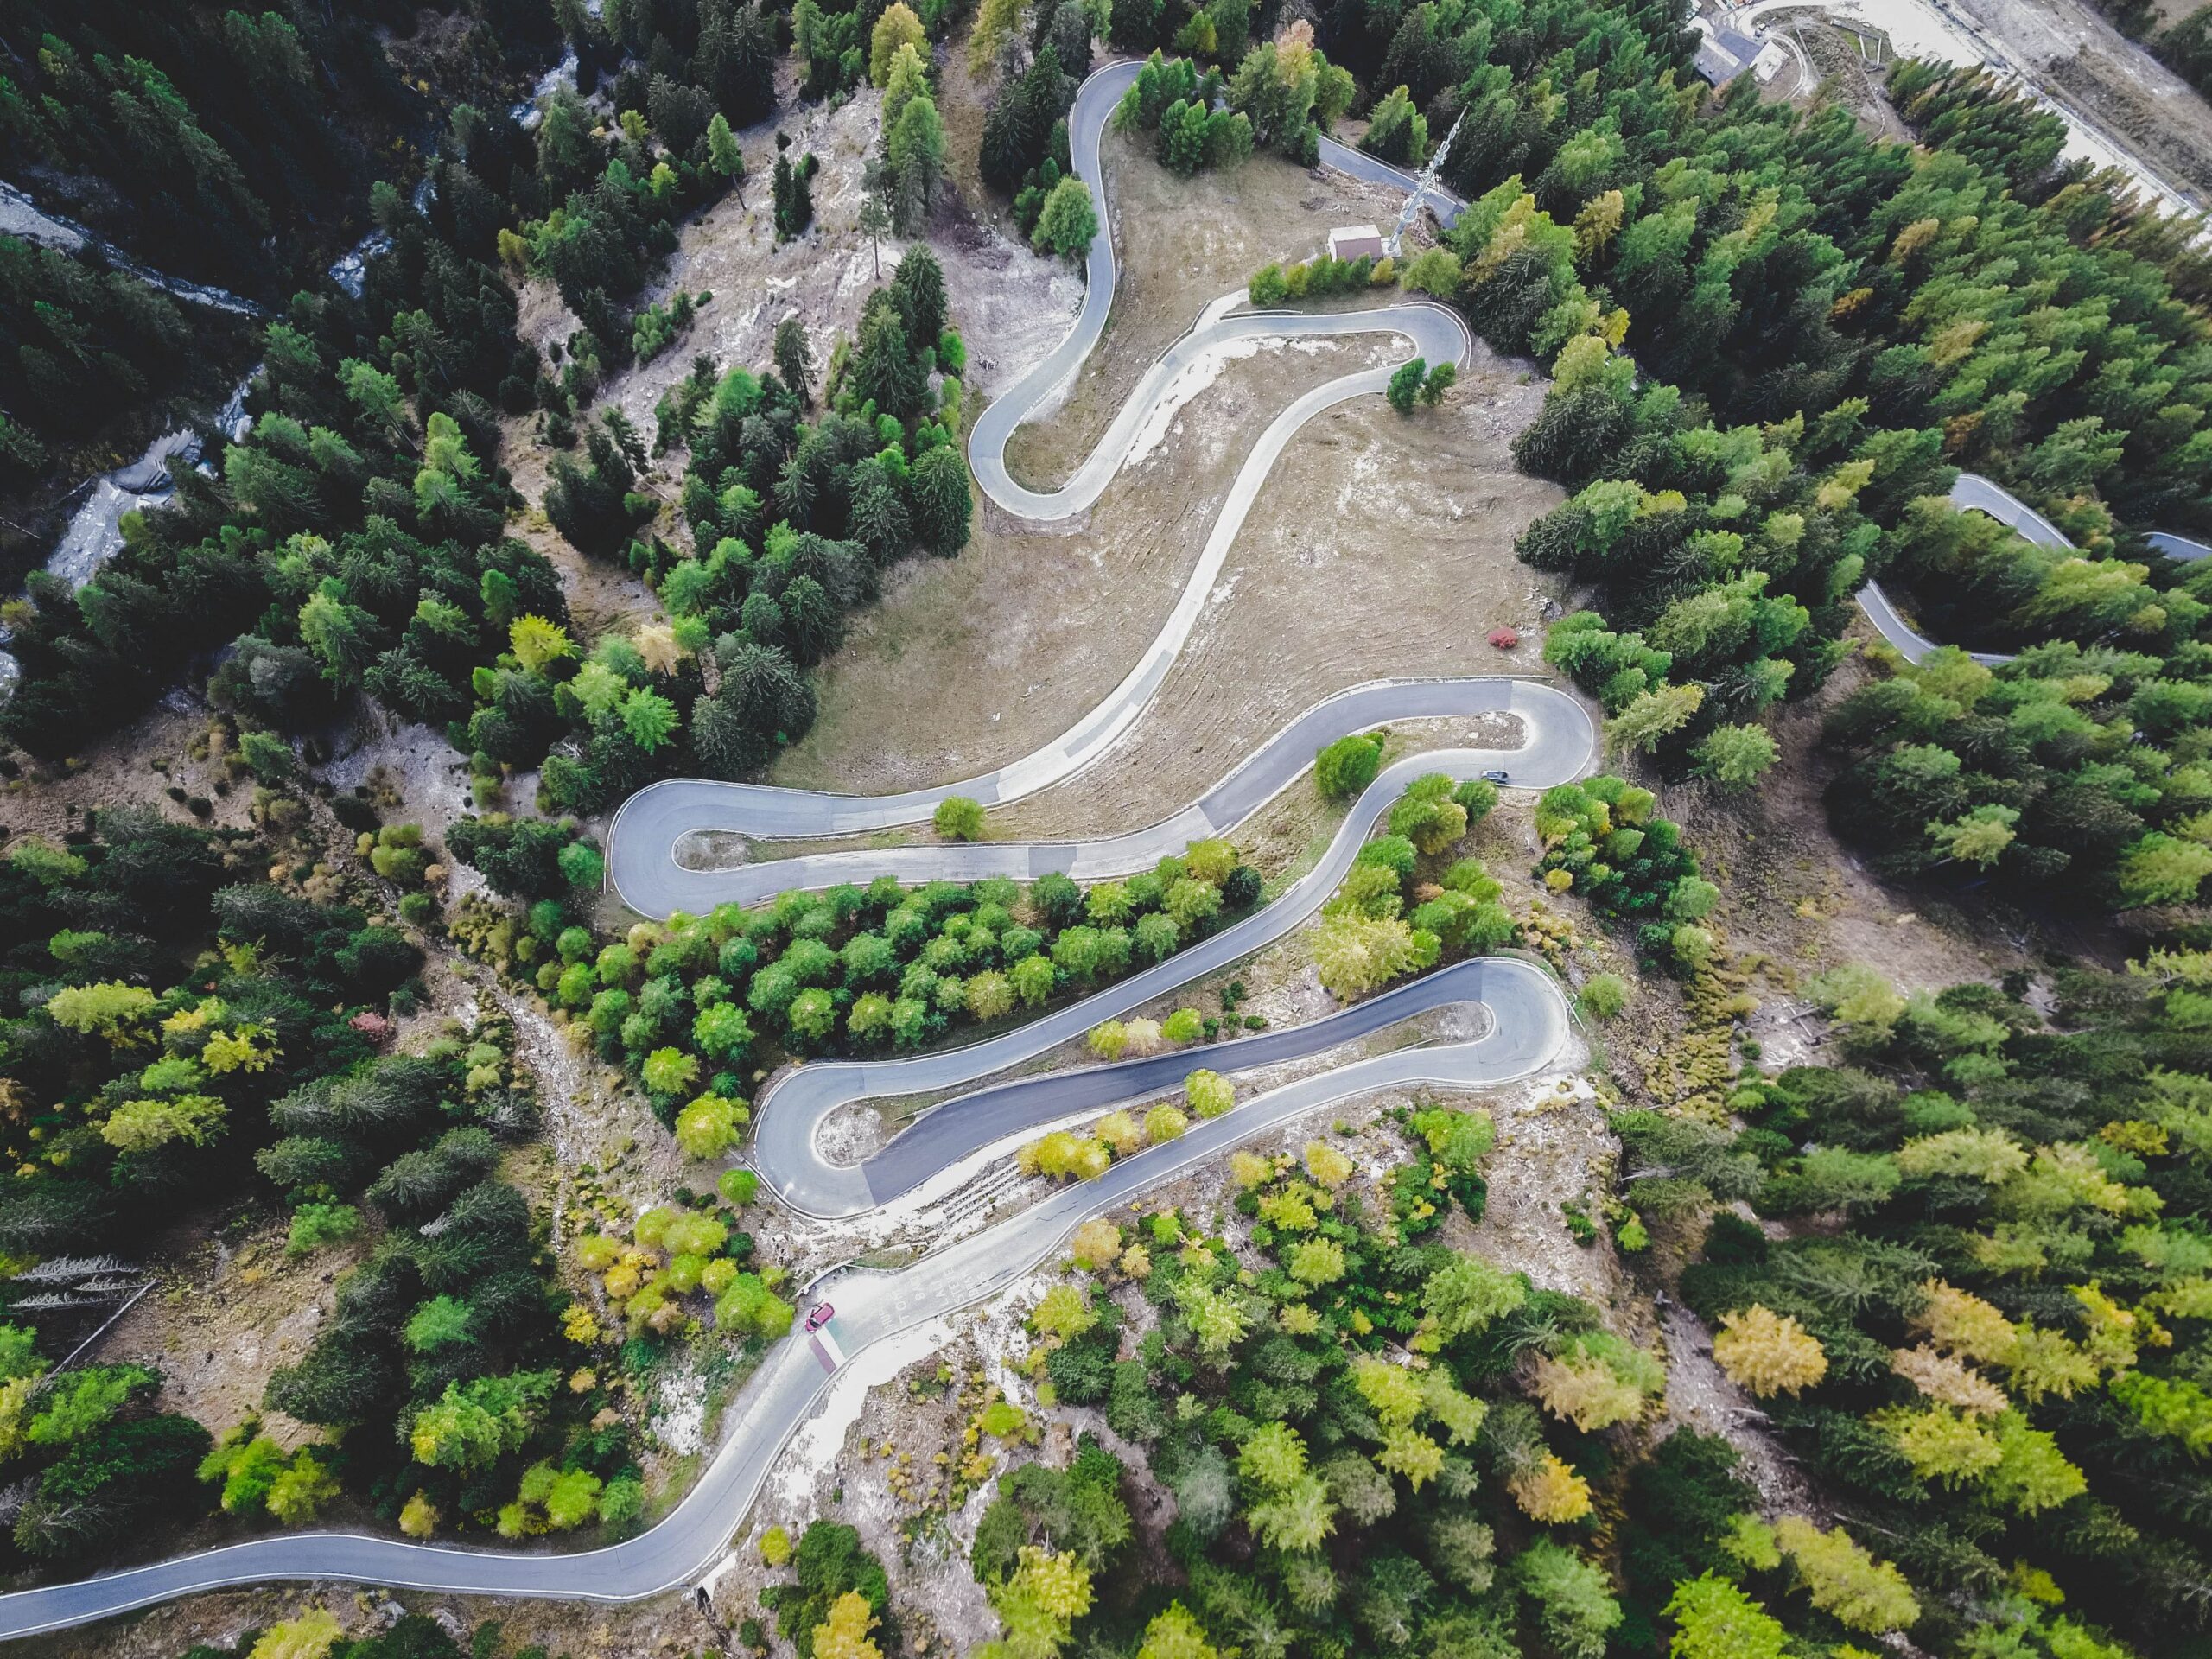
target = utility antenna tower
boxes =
[1384,108,1465,258]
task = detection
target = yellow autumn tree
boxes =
[1713,1306,1829,1398]
[1774,1516,1920,1632]
[249,1609,343,1659]
[986,1545,1094,1656]
[1230,1150,1274,1188]
[1136,1601,1222,1659]
[814,1590,886,1659]
[1914,1281,2018,1363]
[1144,1103,1188,1143]
[1532,1351,1649,1431]
[867,2,925,86]
[1031,1281,1097,1343]
[1092,1109,1141,1155]
[1508,1452,1593,1523]
[1069,1217,1122,1268]
[1890,1344,2007,1415]
[1303,1141,1354,1188]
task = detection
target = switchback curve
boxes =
[620,677,1589,916]
[1854,473,2209,665]
[746,745,1584,1215]
[607,61,1477,912]
[0,60,1581,1641]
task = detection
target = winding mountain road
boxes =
[1854,473,2209,665]
[0,951,1565,1641]
[747,745,1583,1215]
[26,48,2209,1638]
[0,61,1582,1643]
[609,62,1478,900]
[614,677,1588,916]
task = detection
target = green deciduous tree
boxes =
[1032,177,1099,258]
[1692,723,1778,787]
[1386,358,1427,414]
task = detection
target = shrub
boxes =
[286,1203,362,1258]
[718,1167,760,1206]
[1185,1070,1233,1118]
[1577,974,1628,1020]
[1314,734,1384,799]
[934,797,986,841]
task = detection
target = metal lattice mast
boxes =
[1385,108,1466,258]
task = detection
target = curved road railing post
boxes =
[0,62,1588,1641]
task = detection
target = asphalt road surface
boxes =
[607,62,1478,909]
[1855,473,2208,664]
[0,63,1573,1641]
[613,677,1589,916]
[747,744,1590,1215]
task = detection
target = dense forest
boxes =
[0,0,555,583]
[0,0,474,296]
[0,0,768,753]
[10,0,2212,1650]
[0,798,655,1559]
[1631,953,2212,1655]
[1,0,983,825]
[1277,0,2212,920]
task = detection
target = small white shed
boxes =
[1327,224,1386,262]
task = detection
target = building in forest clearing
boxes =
[1327,225,1385,262]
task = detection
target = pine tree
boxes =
[885,90,947,233]
[706,113,746,201]
[1386,358,1427,413]
[774,315,817,404]
[908,444,972,555]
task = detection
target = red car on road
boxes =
[805,1302,835,1332]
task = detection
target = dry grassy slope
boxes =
[998,124,1410,486]
[769,122,1567,823]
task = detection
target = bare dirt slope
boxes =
[1791,19,1912,138]
[1659,640,2102,1093]
[765,331,1395,795]
[1001,130,1411,487]
[1951,0,2212,194]
[0,700,254,847]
